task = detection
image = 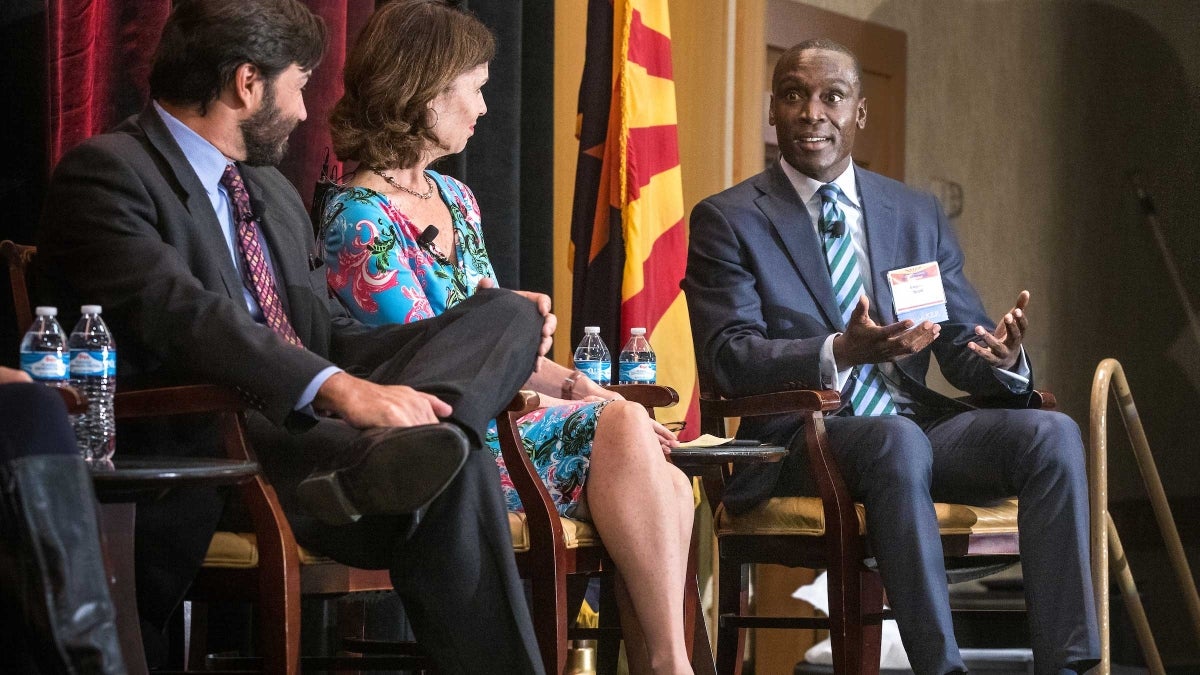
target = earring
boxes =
[422,108,439,129]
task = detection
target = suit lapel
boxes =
[857,167,900,326]
[138,107,242,300]
[755,164,842,329]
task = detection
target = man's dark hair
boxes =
[774,37,864,94]
[149,0,327,112]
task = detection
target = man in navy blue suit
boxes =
[683,39,1099,674]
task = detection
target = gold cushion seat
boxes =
[716,497,1019,537]
[202,531,334,569]
[507,512,599,553]
[203,512,602,569]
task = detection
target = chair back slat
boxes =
[1,240,37,333]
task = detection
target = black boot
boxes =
[0,454,125,674]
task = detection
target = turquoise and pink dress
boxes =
[322,170,609,518]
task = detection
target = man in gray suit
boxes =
[38,1,547,672]
[683,39,1099,674]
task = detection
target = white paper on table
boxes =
[676,434,736,448]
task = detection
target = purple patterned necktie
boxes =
[220,163,303,347]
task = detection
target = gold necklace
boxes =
[373,169,436,199]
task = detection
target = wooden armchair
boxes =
[697,386,1049,675]
[3,240,407,674]
[498,384,710,675]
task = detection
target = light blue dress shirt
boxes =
[153,102,339,412]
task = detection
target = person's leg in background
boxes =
[0,379,125,674]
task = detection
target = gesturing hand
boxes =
[314,372,453,429]
[969,290,1029,370]
[477,277,556,359]
[832,295,940,369]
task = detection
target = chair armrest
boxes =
[606,384,679,409]
[114,384,247,419]
[958,388,1056,411]
[696,387,856,537]
[700,388,840,419]
[497,391,565,548]
[53,385,87,415]
[504,390,543,416]
[506,385,680,412]
[1034,390,1056,410]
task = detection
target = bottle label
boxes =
[574,359,605,383]
[598,360,611,385]
[619,361,657,384]
[70,350,116,377]
[20,352,68,380]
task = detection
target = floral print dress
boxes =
[322,170,610,518]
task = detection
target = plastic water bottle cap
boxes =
[81,305,102,314]
[584,326,600,334]
[35,306,58,316]
[630,327,646,336]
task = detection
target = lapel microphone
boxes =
[418,225,439,249]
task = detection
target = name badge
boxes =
[888,262,949,323]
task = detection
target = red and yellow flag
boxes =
[570,0,698,440]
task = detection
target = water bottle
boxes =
[19,306,69,386]
[573,326,611,386]
[68,305,117,462]
[618,327,656,384]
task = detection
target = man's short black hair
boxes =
[149,0,327,112]
[774,37,864,93]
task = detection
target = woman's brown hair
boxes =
[330,0,495,169]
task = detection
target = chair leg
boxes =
[685,519,717,675]
[856,569,884,675]
[531,565,570,675]
[715,557,744,675]
[596,572,621,673]
[826,558,884,675]
[688,576,716,675]
[183,600,208,671]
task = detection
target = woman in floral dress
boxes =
[321,3,697,673]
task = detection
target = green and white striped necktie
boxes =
[817,183,897,416]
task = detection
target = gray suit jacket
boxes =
[683,162,1032,508]
[39,107,387,429]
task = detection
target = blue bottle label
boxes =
[20,352,68,380]
[619,361,657,384]
[70,349,116,377]
[574,359,612,385]
[575,359,603,382]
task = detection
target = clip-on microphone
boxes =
[417,225,439,250]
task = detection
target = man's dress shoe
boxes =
[296,424,469,525]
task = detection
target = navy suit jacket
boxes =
[683,162,1032,508]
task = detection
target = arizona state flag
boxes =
[569,0,698,440]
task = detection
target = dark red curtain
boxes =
[45,0,374,207]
